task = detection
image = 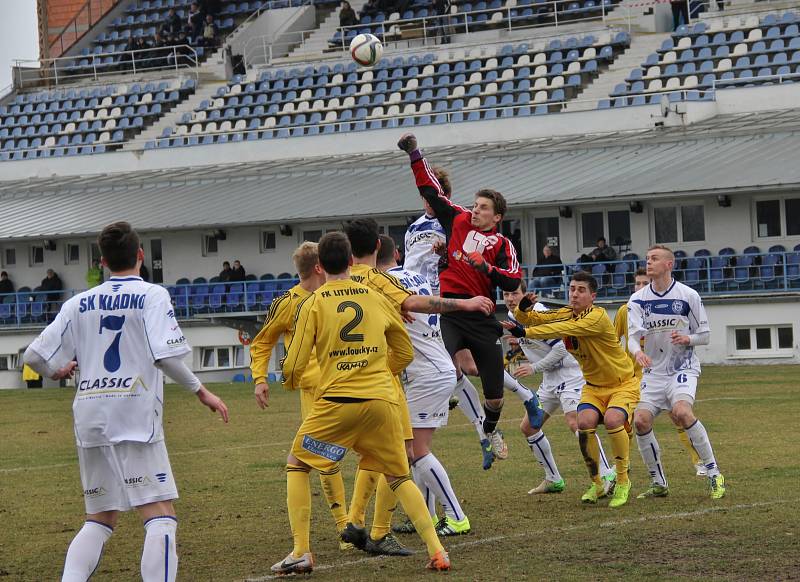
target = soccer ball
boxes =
[349,33,383,67]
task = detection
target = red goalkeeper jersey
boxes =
[409,154,521,299]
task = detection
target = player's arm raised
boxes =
[402,293,495,316]
[503,308,606,340]
[250,292,293,409]
[281,295,317,391]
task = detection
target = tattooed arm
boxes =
[403,294,495,315]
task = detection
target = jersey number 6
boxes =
[337,301,364,343]
[99,314,126,373]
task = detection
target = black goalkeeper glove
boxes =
[518,294,534,312]
[397,133,418,154]
[507,320,526,338]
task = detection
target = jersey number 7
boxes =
[99,314,126,373]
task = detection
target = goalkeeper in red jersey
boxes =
[398,133,544,470]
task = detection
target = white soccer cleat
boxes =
[489,429,508,460]
[271,552,314,575]
[695,463,708,477]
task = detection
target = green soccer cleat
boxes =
[636,483,669,499]
[528,478,566,495]
[435,515,471,536]
[710,473,726,499]
[609,481,632,508]
[365,533,414,556]
[581,482,603,504]
[480,438,494,470]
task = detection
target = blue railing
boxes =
[1,254,798,328]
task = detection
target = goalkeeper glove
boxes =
[466,251,489,274]
[506,320,526,339]
[397,133,418,153]
[518,294,534,312]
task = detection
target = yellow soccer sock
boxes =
[390,477,444,558]
[607,426,631,485]
[676,427,702,466]
[319,465,349,532]
[348,467,380,528]
[578,429,603,487]
[370,475,399,541]
[286,465,311,557]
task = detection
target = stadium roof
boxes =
[2,109,800,240]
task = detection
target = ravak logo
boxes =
[125,476,152,488]
[166,336,186,346]
[83,487,106,498]
[167,309,175,319]
[155,473,168,483]
[336,360,368,371]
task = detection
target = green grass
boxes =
[1,365,798,581]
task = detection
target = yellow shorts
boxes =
[580,376,640,421]
[299,387,315,421]
[291,397,409,477]
[394,375,413,440]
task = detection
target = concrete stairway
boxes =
[287,0,370,58]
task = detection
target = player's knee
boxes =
[671,404,695,428]
[485,397,503,410]
[634,414,651,434]
[604,410,625,429]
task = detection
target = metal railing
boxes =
[49,0,121,59]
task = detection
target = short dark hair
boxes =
[432,166,452,198]
[597,237,606,244]
[223,261,230,267]
[475,189,507,217]
[98,222,140,272]
[376,234,396,266]
[343,218,379,258]
[318,232,351,275]
[634,267,648,277]
[570,270,597,293]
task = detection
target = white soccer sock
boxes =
[412,466,437,517]
[62,520,113,582]
[596,433,615,478]
[526,432,561,482]
[141,516,178,582]
[636,429,668,487]
[454,375,486,440]
[503,370,534,402]
[685,420,720,477]
[414,453,465,522]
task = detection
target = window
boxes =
[65,243,80,265]
[202,235,218,256]
[302,230,322,243]
[654,205,705,244]
[755,197,800,238]
[0,354,17,370]
[260,231,276,253]
[29,245,44,266]
[200,346,242,369]
[3,248,15,267]
[730,325,794,357]
[580,210,630,248]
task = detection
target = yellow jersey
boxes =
[613,303,642,380]
[249,284,321,389]
[282,278,413,402]
[514,305,634,389]
[349,263,412,312]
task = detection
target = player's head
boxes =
[376,235,399,270]
[292,241,324,286]
[423,166,452,216]
[502,279,527,311]
[568,271,597,313]
[318,232,352,275]
[646,245,675,278]
[472,189,506,230]
[343,218,379,258]
[634,267,650,291]
[98,222,142,273]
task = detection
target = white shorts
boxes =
[404,372,456,428]
[78,440,178,514]
[636,371,698,417]
[537,377,584,415]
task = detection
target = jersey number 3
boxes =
[99,314,126,372]
[338,301,364,342]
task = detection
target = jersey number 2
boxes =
[99,314,126,372]
[337,301,364,342]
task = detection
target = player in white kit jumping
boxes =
[627,245,726,500]
[24,222,229,582]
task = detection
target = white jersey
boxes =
[511,306,584,389]
[28,276,191,448]
[627,279,709,376]
[404,213,446,295]
[387,266,455,381]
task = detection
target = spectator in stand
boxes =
[40,269,63,314]
[219,261,232,282]
[201,14,218,47]
[230,260,246,282]
[187,2,204,41]
[362,0,380,18]
[433,0,452,43]
[86,260,103,288]
[0,271,14,296]
[131,36,151,69]
[670,0,688,30]
[339,1,358,28]
[530,245,563,291]
[161,8,183,37]
[580,237,617,263]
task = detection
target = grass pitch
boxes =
[1,365,798,581]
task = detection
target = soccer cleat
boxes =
[523,395,545,429]
[392,518,417,534]
[448,395,459,410]
[339,540,355,551]
[710,473,726,499]
[340,523,368,551]
[581,483,603,504]
[608,481,632,508]
[365,533,414,556]
[528,478,566,495]
[480,438,494,470]
[636,483,669,499]
[489,429,508,460]
[601,469,617,496]
[695,463,708,477]
[270,552,314,575]
[435,515,471,536]
[426,549,451,571]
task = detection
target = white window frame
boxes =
[651,202,707,245]
[298,225,338,244]
[201,234,218,257]
[578,208,632,250]
[64,242,81,265]
[260,230,277,253]
[0,353,18,370]
[728,325,795,359]
[29,245,44,267]
[752,195,800,241]
[199,346,245,370]
[1,247,15,267]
